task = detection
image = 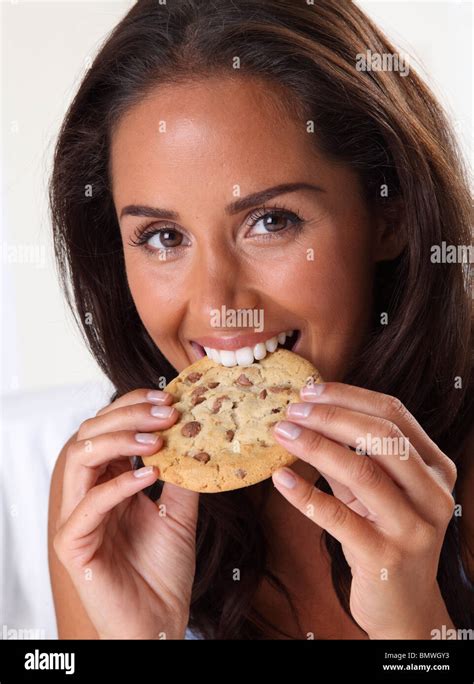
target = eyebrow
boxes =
[119,182,324,221]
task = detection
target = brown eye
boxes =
[247,209,304,237]
[260,213,288,232]
[155,229,183,247]
[128,223,191,253]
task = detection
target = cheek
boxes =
[265,222,374,378]
[266,222,373,319]
[123,253,185,339]
[309,254,374,340]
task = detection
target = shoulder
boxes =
[48,431,78,531]
[48,431,100,639]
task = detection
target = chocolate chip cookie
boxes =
[142,349,323,492]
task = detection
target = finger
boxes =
[324,475,372,518]
[273,421,417,533]
[77,401,180,441]
[272,467,381,563]
[62,431,164,520]
[95,388,174,417]
[55,466,160,568]
[283,402,445,518]
[300,382,457,488]
[323,443,372,517]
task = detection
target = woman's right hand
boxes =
[53,388,199,640]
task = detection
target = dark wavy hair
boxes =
[49,0,473,638]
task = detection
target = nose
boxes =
[186,245,260,327]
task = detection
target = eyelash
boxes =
[127,204,306,255]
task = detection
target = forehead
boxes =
[109,76,316,203]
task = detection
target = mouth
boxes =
[190,329,301,367]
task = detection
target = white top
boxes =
[184,626,204,640]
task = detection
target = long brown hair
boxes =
[49,0,473,638]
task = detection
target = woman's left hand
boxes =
[271,382,458,640]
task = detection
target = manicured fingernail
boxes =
[135,432,159,444]
[273,467,297,489]
[150,405,174,418]
[146,390,170,403]
[286,402,312,418]
[300,383,325,398]
[274,421,302,440]
[133,466,156,478]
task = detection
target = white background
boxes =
[2,0,472,395]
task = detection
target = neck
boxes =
[249,462,367,639]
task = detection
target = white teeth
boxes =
[220,350,237,367]
[235,346,255,366]
[202,330,295,366]
[253,342,267,360]
[265,336,278,353]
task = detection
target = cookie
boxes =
[142,349,323,493]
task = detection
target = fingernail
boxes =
[135,432,159,444]
[274,421,302,440]
[150,405,174,418]
[286,402,312,418]
[273,467,297,489]
[300,383,325,398]
[133,466,156,478]
[146,390,170,403]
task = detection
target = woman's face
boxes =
[111,76,386,380]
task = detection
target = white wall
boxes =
[1,0,471,393]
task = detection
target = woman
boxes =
[47,0,473,640]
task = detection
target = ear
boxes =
[372,201,407,262]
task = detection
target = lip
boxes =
[190,330,290,351]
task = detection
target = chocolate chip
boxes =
[190,386,208,405]
[181,421,202,437]
[225,430,234,442]
[193,452,210,463]
[208,382,219,388]
[259,389,267,399]
[191,385,208,397]
[211,395,230,414]
[271,408,281,413]
[235,468,246,479]
[187,372,202,383]
[235,374,253,387]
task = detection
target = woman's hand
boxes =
[271,382,458,640]
[53,389,199,640]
